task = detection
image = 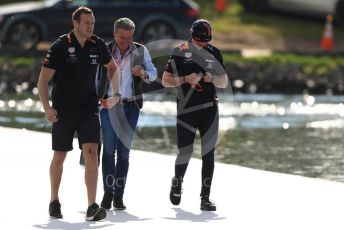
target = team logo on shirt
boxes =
[68,47,75,53]
[205,58,214,69]
[185,52,192,58]
[90,54,98,64]
[44,50,51,64]
[67,47,77,63]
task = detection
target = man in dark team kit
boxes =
[162,19,228,211]
[37,6,120,221]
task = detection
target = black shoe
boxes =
[169,177,182,205]
[49,200,63,219]
[113,197,126,210]
[200,197,216,211]
[101,191,114,210]
[86,203,106,221]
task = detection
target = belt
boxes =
[120,98,136,106]
[104,95,136,106]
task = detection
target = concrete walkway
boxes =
[1,127,344,230]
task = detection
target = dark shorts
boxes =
[52,113,100,151]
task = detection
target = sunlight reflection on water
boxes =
[2,94,344,182]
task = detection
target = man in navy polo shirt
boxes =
[162,19,228,211]
[37,6,120,221]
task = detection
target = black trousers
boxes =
[175,103,219,197]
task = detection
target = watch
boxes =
[113,92,121,97]
[141,71,149,80]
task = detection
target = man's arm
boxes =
[162,71,185,87]
[212,73,228,88]
[142,46,157,81]
[203,72,228,88]
[209,49,228,88]
[132,47,157,82]
[37,66,58,123]
[162,71,202,88]
[105,59,120,94]
[101,59,120,108]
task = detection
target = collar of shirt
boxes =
[69,31,95,48]
[113,42,138,59]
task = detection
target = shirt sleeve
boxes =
[98,40,112,65]
[165,47,180,75]
[43,39,62,70]
[213,48,227,76]
[142,46,157,82]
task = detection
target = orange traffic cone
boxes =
[215,0,227,14]
[321,15,334,52]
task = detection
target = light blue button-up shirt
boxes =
[107,43,157,99]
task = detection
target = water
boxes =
[1,93,344,182]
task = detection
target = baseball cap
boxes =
[190,19,212,42]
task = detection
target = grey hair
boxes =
[114,18,135,32]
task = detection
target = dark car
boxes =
[0,0,199,49]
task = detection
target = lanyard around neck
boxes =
[113,45,131,74]
[114,51,130,74]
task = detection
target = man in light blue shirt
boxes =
[99,18,157,210]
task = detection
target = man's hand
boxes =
[45,106,58,123]
[184,72,202,85]
[100,96,120,109]
[132,65,146,79]
[203,72,214,83]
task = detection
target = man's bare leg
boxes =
[50,151,67,202]
[82,143,99,206]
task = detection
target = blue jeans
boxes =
[100,104,139,198]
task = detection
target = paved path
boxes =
[1,127,344,230]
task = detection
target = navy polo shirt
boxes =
[165,41,226,109]
[43,32,112,117]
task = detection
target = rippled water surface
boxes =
[1,93,344,182]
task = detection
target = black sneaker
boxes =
[49,200,63,219]
[169,177,182,205]
[101,191,114,210]
[200,197,216,211]
[86,203,106,221]
[113,197,126,210]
